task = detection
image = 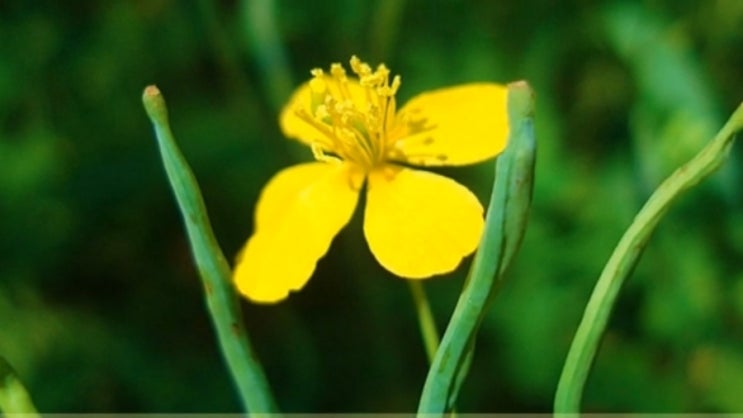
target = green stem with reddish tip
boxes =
[417,81,537,416]
[142,85,278,415]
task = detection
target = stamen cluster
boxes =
[295,56,402,170]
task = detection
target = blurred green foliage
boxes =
[2,0,743,413]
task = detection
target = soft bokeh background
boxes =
[2,0,743,413]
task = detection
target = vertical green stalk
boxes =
[408,282,466,417]
[142,86,278,415]
[241,0,293,111]
[408,281,440,363]
[554,102,743,416]
[417,81,536,415]
[369,0,407,61]
[0,357,39,418]
[196,0,256,105]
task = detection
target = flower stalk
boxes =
[408,281,441,363]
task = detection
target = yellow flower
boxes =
[234,56,509,303]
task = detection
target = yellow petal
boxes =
[279,77,368,147]
[394,83,509,166]
[234,162,361,303]
[363,166,484,278]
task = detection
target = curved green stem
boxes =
[417,81,536,415]
[554,102,743,416]
[142,86,278,415]
[0,357,40,418]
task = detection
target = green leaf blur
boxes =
[1,0,743,413]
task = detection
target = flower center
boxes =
[295,56,401,171]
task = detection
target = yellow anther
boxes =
[350,56,372,77]
[390,75,401,95]
[376,65,390,82]
[330,63,346,79]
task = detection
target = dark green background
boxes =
[2,0,743,413]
